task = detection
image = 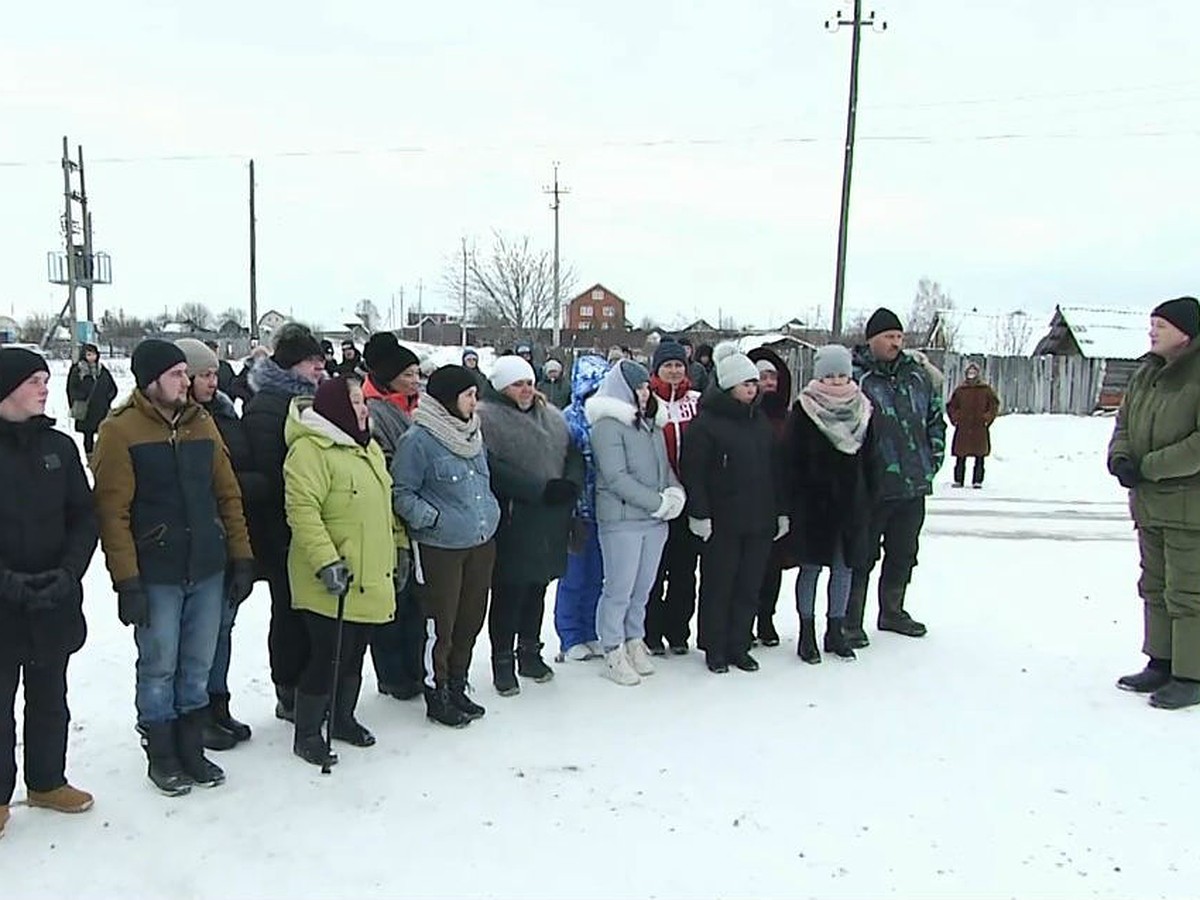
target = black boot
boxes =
[1149,677,1200,710]
[274,684,296,722]
[1116,658,1171,693]
[378,679,423,701]
[877,586,927,637]
[331,674,375,747]
[200,703,238,752]
[823,617,857,660]
[293,692,338,767]
[797,618,821,664]
[176,710,226,787]
[142,721,194,797]
[845,575,870,649]
[517,641,555,683]
[756,617,780,648]
[209,692,252,743]
[492,652,520,697]
[425,685,472,728]
[449,676,486,721]
[733,650,760,672]
[705,652,729,674]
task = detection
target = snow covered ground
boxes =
[7,361,1197,900]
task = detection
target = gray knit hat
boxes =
[813,344,853,380]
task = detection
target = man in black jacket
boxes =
[0,348,99,836]
[242,323,326,721]
[178,339,268,749]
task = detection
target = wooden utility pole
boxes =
[543,163,570,348]
[249,159,259,341]
[461,237,469,347]
[826,1,886,339]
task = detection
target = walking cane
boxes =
[322,579,352,776]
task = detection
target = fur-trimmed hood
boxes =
[584,364,668,430]
[248,355,320,399]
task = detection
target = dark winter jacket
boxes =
[747,347,794,430]
[1108,340,1200,530]
[478,392,584,584]
[852,346,946,501]
[782,405,874,569]
[92,391,253,588]
[217,360,237,398]
[66,360,117,435]
[0,416,98,663]
[205,391,270,552]
[680,387,781,536]
[688,360,710,395]
[948,380,999,458]
[335,355,368,379]
[536,375,572,410]
[238,358,319,569]
[363,374,417,466]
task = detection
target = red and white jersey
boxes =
[650,375,700,476]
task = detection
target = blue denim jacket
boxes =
[391,424,500,550]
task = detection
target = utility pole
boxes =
[77,146,95,324]
[461,237,469,348]
[826,1,886,339]
[543,162,570,348]
[249,160,259,341]
[417,279,424,344]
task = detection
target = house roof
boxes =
[926,308,1046,357]
[1057,305,1147,359]
[568,283,627,306]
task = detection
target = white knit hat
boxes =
[490,355,536,392]
[714,342,760,390]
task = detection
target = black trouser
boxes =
[757,559,784,625]
[1,653,70,805]
[849,497,927,626]
[265,560,309,690]
[698,530,773,661]
[953,456,985,486]
[488,580,548,656]
[298,612,371,697]
[646,515,700,647]
[82,432,96,455]
[369,580,426,692]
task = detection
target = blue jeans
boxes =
[795,546,853,620]
[207,591,238,696]
[134,573,224,725]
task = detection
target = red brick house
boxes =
[565,284,627,332]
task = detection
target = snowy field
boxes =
[7,361,1197,900]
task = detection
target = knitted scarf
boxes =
[798,379,872,454]
[413,396,484,459]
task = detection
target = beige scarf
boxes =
[413,396,484,459]
[798,379,872,454]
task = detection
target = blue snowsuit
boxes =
[554,354,610,654]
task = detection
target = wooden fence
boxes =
[766,344,1106,416]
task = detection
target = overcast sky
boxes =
[1,0,1196,333]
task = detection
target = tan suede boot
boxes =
[27,784,94,813]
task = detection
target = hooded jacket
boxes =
[746,346,793,436]
[564,355,610,523]
[283,398,397,624]
[585,365,677,525]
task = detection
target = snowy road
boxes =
[6,374,1196,900]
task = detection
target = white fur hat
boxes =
[490,355,536,392]
[714,342,760,390]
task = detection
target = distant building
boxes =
[0,315,19,343]
[257,310,288,343]
[1032,305,1148,408]
[924,308,1044,357]
[565,284,628,332]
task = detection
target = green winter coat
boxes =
[284,398,397,624]
[1108,340,1200,530]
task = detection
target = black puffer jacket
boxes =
[782,405,874,569]
[679,387,780,536]
[0,416,98,662]
[66,361,118,435]
[207,391,270,558]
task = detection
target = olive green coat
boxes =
[284,398,397,624]
[1108,340,1200,530]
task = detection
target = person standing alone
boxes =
[947,360,999,489]
[65,343,117,459]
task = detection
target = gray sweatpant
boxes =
[596,520,669,651]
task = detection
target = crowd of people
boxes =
[3,296,1197,836]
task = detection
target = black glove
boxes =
[225,558,256,608]
[18,569,73,613]
[318,561,353,596]
[543,478,580,506]
[1111,457,1141,489]
[0,569,37,610]
[116,578,149,627]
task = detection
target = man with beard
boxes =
[92,340,254,795]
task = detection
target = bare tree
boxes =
[909,277,954,336]
[218,307,247,328]
[20,313,55,344]
[176,302,213,330]
[991,310,1035,357]
[444,231,575,333]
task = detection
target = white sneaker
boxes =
[585,640,603,657]
[565,643,594,661]
[624,639,656,676]
[602,648,641,686]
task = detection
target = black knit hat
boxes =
[426,365,479,420]
[272,323,326,370]
[132,339,188,391]
[865,307,904,339]
[651,340,688,375]
[1151,296,1200,339]
[364,332,420,384]
[0,347,50,403]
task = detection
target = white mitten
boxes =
[662,486,687,521]
[688,517,713,542]
[651,491,672,519]
[775,515,790,541]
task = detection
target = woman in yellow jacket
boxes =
[284,376,398,767]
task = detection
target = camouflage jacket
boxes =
[852,347,946,501]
